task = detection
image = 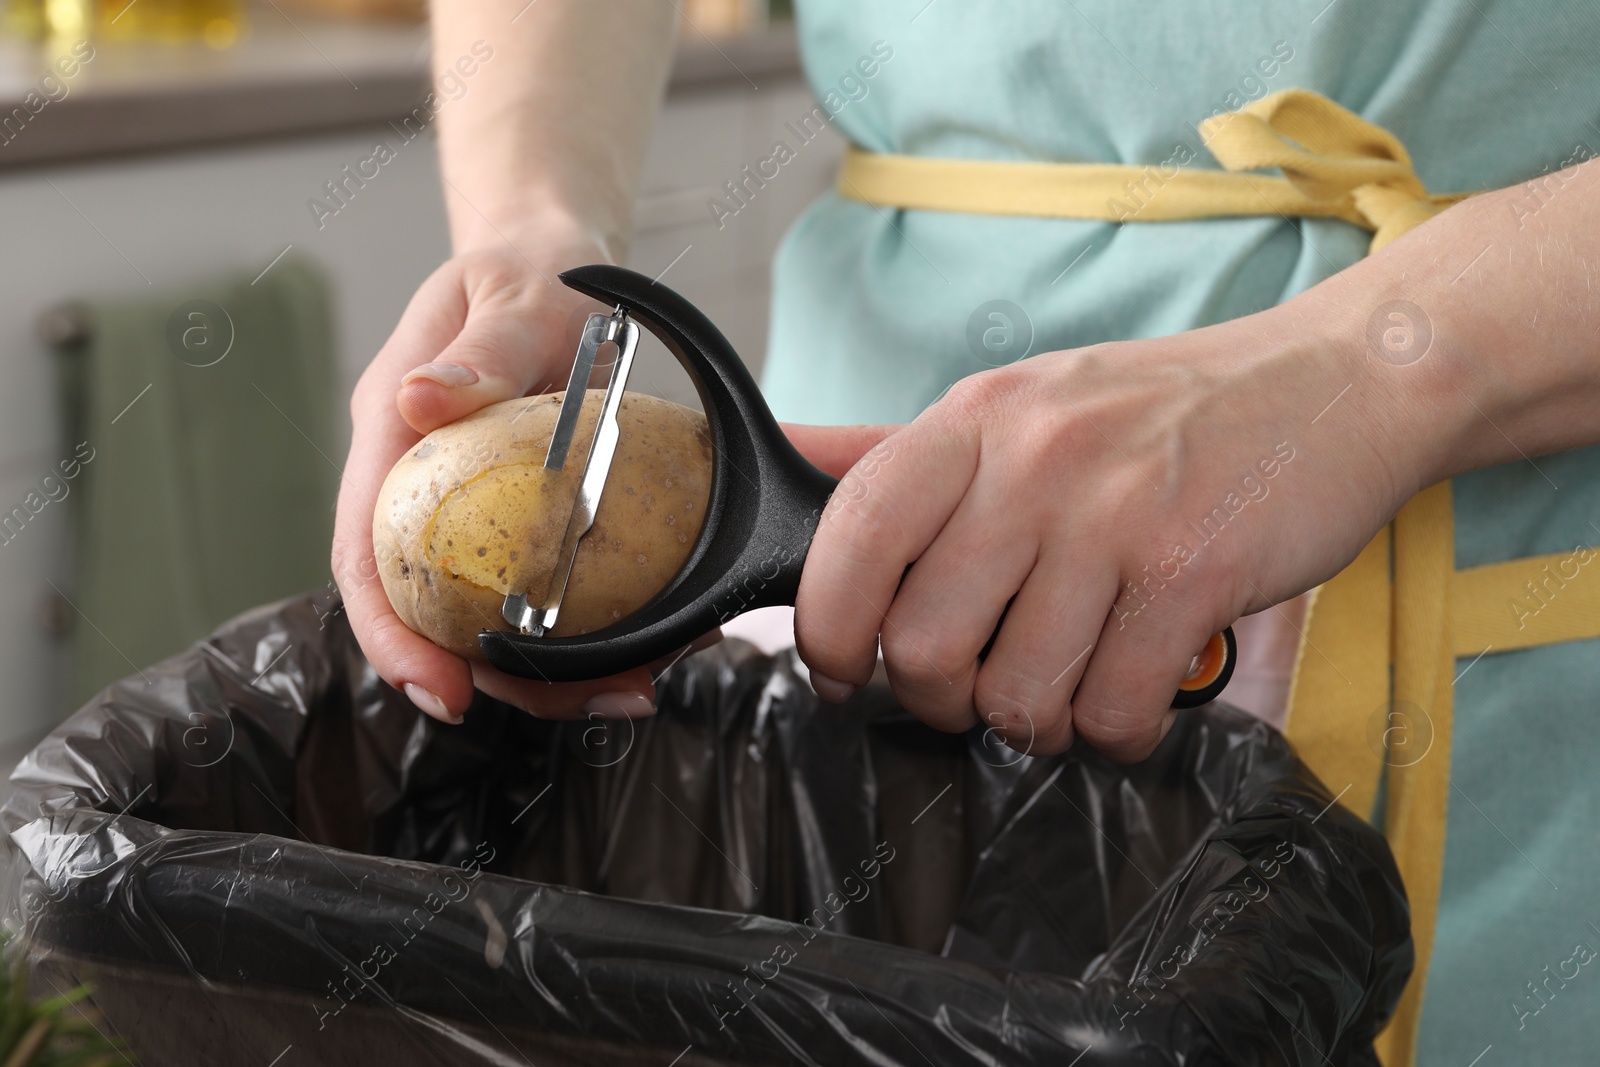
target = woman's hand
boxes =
[332,226,664,725]
[792,161,1600,763]
[792,303,1419,762]
[793,162,1600,763]
[334,0,681,725]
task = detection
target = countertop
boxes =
[0,13,802,172]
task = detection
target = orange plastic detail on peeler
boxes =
[1179,632,1229,691]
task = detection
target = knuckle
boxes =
[818,495,910,572]
[1072,703,1160,761]
[825,439,901,522]
[796,627,869,681]
[360,613,421,682]
[440,336,508,372]
[938,369,1011,421]
[973,668,1059,747]
[880,623,966,691]
[974,665,1045,723]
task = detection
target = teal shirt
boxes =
[762,2,1600,1061]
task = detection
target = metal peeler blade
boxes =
[501,306,641,637]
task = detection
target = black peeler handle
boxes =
[479,265,1234,709]
[480,264,835,682]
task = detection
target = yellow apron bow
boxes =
[838,88,1469,253]
[1198,89,1467,250]
[835,88,1600,1067]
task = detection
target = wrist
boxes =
[447,192,623,267]
[1278,251,1484,503]
[1288,170,1600,495]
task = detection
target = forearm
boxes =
[1289,159,1600,497]
[430,0,678,260]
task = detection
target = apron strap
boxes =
[1371,482,1457,1063]
[837,89,1468,252]
[1281,528,1391,822]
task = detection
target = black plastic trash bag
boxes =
[1,590,1410,1066]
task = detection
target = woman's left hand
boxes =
[789,303,1422,762]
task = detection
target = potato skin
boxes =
[374,391,712,659]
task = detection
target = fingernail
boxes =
[405,682,461,723]
[809,672,858,703]
[402,362,479,388]
[582,691,656,719]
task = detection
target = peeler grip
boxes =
[478,266,1234,709]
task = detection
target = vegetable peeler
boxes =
[480,264,1235,709]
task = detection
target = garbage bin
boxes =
[1,590,1410,1066]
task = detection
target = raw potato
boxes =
[374,391,712,659]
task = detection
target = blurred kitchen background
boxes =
[0,0,840,774]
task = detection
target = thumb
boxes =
[781,423,902,480]
[396,297,574,435]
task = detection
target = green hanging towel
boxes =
[52,258,340,710]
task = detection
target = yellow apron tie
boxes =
[1372,482,1456,1064]
[835,87,1600,1067]
[838,88,1468,253]
[1282,528,1392,821]
[1197,89,1466,251]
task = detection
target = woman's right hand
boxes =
[332,226,663,725]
